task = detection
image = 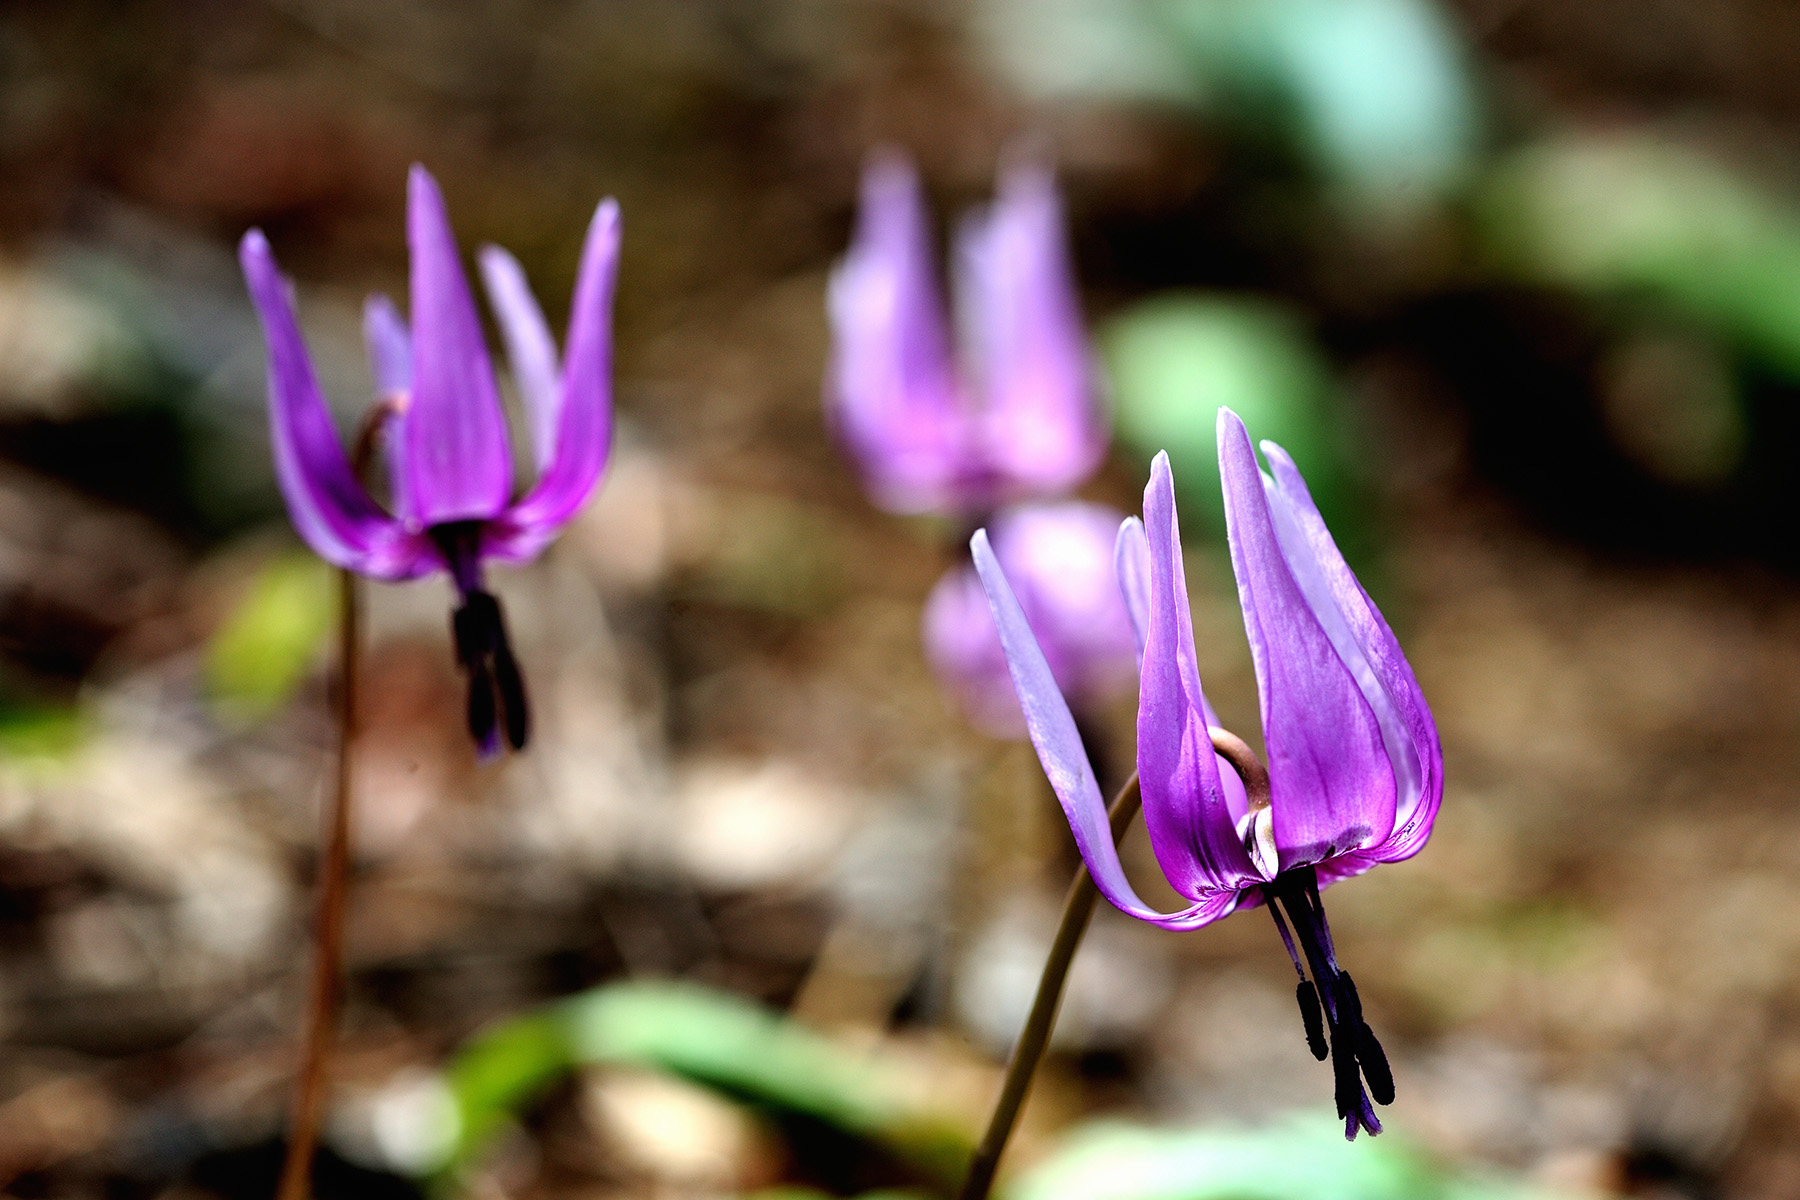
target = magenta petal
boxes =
[401,165,513,526]
[478,244,561,473]
[1121,503,1249,824]
[1217,410,1396,868]
[825,151,968,514]
[1138,453,1266,891]
[240,231,430,580]
[961,161,1105,498]
[1260,441,1442,863]
[973,529,1237,931]
[486,197,620,564]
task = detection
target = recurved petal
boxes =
[478,244,561,472]
[1217,410,1396,869]
[1115,515,1151,659]
[485,197,620,564]
[962,160,1106,498]
[922,563,1025,737]
[1260,441,1441,862]
[363,293,412,398]
[989,502,1138,706]
[363,293,415,523]
[1138,454,1266,892]
[974,528,1238,930]
[824,150,968,514]
[241,232,430,579]
[401,165,513,526]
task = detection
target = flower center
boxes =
[430,522,529,757]
[1263,866,1392,1139]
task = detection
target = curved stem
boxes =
[275,566,359,1200]
[956,772,1142,1200]
[277,407,387,1200]
[1206,726,1270,811]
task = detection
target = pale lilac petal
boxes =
[1261,441,1442,862]
[1138,454,1266,893]
[486,198,620,564]
[989,502,1138,705]
[922,565,1025,737]
[240,231,432,580]
[363,293,415,523]
[825,151,969,514]
[1115,516,1151,659]
[961,161,1106,498]
[478,244,561,472]
[363,293,411,398]
[1217,410,1396,868]
[973,529,1237,931]
[401,165,513,526]
[927,503,1137,736]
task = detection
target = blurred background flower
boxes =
[923,500,1136,736]
[826,151,1105,517]
[0,1,1798,1198]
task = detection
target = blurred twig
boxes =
[276,409,388,1200]
[957,771,1142,1200]
[275,563,358,1200]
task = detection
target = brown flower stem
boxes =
[276,408,389,1200]
[956,771,1142,1200]
[274,565,359,1200]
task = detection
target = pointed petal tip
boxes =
[583,198,623,258]
[1259,437,1299,474]
[970,526,993,561]
[363,291,400,321]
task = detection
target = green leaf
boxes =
[1477,134,1800,380]
[1008,1112,1445,1200]
[435,981,969,1189]
[204,552,334,721]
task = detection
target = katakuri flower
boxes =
[239,165,621,756]
[923,501,1137,736]
[973,408,1443,1139]
[825,150,1106,516]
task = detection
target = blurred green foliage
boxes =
[437,983,1569,1200]
[1478,135,1800,381]
[0,699,86,762]
[436,981,969,1191]
[204,551,334,721]
[1010,1113,1560,1200]
[1102,292,1349,532]
[982,0,1479,206]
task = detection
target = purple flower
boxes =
[923,501,1138,736]
[826,151,1106,516]
[239,165,621,756]
[973,408,1443,1139]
